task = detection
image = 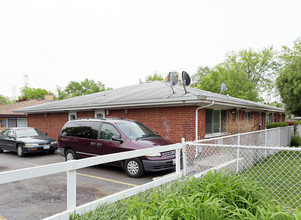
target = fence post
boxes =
[278,127,281,147]
[264,129,268,158]
[236,133,240,174]
[67,162,77,211]
[181,138,187,176]
[176,144,181,174]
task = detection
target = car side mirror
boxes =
[112,135,123,143]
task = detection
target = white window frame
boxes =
[236,110,240,121]
[205,109,228,138]
[17,118,28,127]
[68,112,77,121]
[280,114,282,122]
[245,111,252,120]
[94,110,105,119]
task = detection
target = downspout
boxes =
[195,101,214,141]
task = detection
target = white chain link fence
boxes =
[182,126,301,209]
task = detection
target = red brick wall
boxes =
[252,112,260,129]
[77,111,94,119]
[282,114,285,121]
[108,106,204,143]
[27,106,205,143]
[28,112,68,140]
[27,107,284,143]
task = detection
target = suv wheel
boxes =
[17,145,24,157]
[65,149,76,161]
[124,158,144,178]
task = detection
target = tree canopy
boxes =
[276,57,301,116]
[139,73,165,83]
[0,95,9,104]
[194,47,278,102]
[57,78,110,100]
[19,86,54,100]
[197,66,260,102]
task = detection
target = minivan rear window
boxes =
[61,121,101,139]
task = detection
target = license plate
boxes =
[173,159,176,165]
[43,145,50,149]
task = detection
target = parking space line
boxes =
[77,173,138,187]
[24,162,138,187]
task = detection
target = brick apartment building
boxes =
[15,81,285,143]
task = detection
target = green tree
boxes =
[0,95,10,104]
[57,78,110,100]
[276,57,301,116]
[139,73,165,83]
[221,47,279,93]
[280,38,301,65]
[197,66,260,102]
[195,47,278,101]
[19,86,54,100]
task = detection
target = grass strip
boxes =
[71,170,301,220]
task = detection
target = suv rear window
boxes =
[60,121,101,139]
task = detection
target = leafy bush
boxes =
[293,120,301,125]
[290,135,301,147]
[267,122,289,129]
[72,170,300,220]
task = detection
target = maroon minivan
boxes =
[58,118,176,177]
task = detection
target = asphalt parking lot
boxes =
[0,151,173,220]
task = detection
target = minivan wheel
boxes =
[124,158,144,178]
[17,145,24,157]
[65,149,76,161]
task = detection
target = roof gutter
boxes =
[195,100,214,141]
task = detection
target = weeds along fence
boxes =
[183,126,301,209]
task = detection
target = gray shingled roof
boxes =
[14,81,285,113]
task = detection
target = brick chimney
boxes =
[44,94,54,101]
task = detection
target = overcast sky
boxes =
[0,0,300,99]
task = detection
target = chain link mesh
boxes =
[183,126,300,209]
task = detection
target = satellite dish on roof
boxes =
[182,71,191,94]
[219,83,227,94]
[168,72,178,94]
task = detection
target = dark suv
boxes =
[58,118,175,177]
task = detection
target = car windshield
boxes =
[116,121,160,140]
[15,128,45,138]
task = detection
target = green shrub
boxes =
[293,120,301,125]
[72,170,299,220]
[267,122,289,129]
[290,135,301,147]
